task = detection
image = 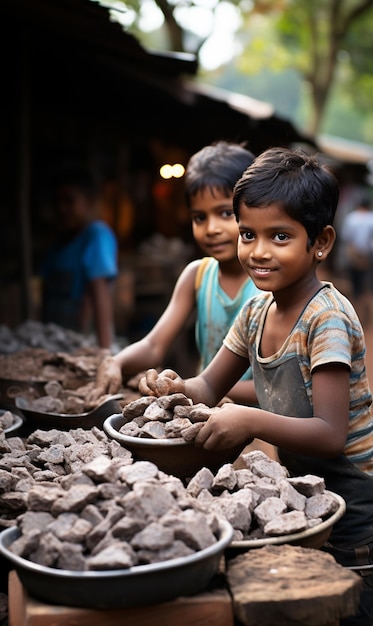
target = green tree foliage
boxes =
[96,0,373,139]
[270,0,373,134]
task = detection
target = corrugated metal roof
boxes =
[183,81,274,119]
[1,0,199,79]
[318,135,373,166]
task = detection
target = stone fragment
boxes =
[121,396,155,419]
[288,474,326,497]
[264,510,308,536]
[254,497,287,529]
[212,464,237,493]
[305,492,339,519]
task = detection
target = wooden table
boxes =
[7,569,234,626]
[8,544,363,626]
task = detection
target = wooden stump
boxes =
[8,569,234,626]
[226,544,362,626]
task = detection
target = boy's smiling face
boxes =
[190,187,240,262]
[237,201,319,294]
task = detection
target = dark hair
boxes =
[184,141,255,207]
[359,195,371,209]
[233,147,340,246]
[50,163,98,199]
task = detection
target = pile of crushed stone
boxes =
[0,320,99,355]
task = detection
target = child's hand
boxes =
[138,368,185,397]
[86,356,122,407]
[195,403,253,451]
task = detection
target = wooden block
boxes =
[226,544,362,626]
[8,570,234,626]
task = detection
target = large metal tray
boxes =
[226,491,346,555]
[0,519,233,608]
[15,394,123,430]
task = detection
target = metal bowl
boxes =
[0,519,233,609]
[103,412,243,479]
[0,378,46,408]
[0,408,24,437]
[15,395,123,431]
[226,491,346,557]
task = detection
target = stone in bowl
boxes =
[103,412,243,479]
[227,491,346,556]
[0,518,233,609]
[0,408,23,437]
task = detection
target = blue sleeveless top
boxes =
[195,257,260,379]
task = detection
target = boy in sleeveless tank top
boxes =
[89,141,260,406]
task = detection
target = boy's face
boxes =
[189,187,239,262]
[237,202,318,294]
[55,184,93,231]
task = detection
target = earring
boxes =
[317,251,323,258]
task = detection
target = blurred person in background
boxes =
[341,194,373,326]
[40,163,118,349]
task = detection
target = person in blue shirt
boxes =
[40,164,118,349]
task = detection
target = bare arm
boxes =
[89,261,200,398]
[87,277,114,349]
[139,345,249,405]
[224,379,257,405]
[195,364,350,458]
[139,359,350,459]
